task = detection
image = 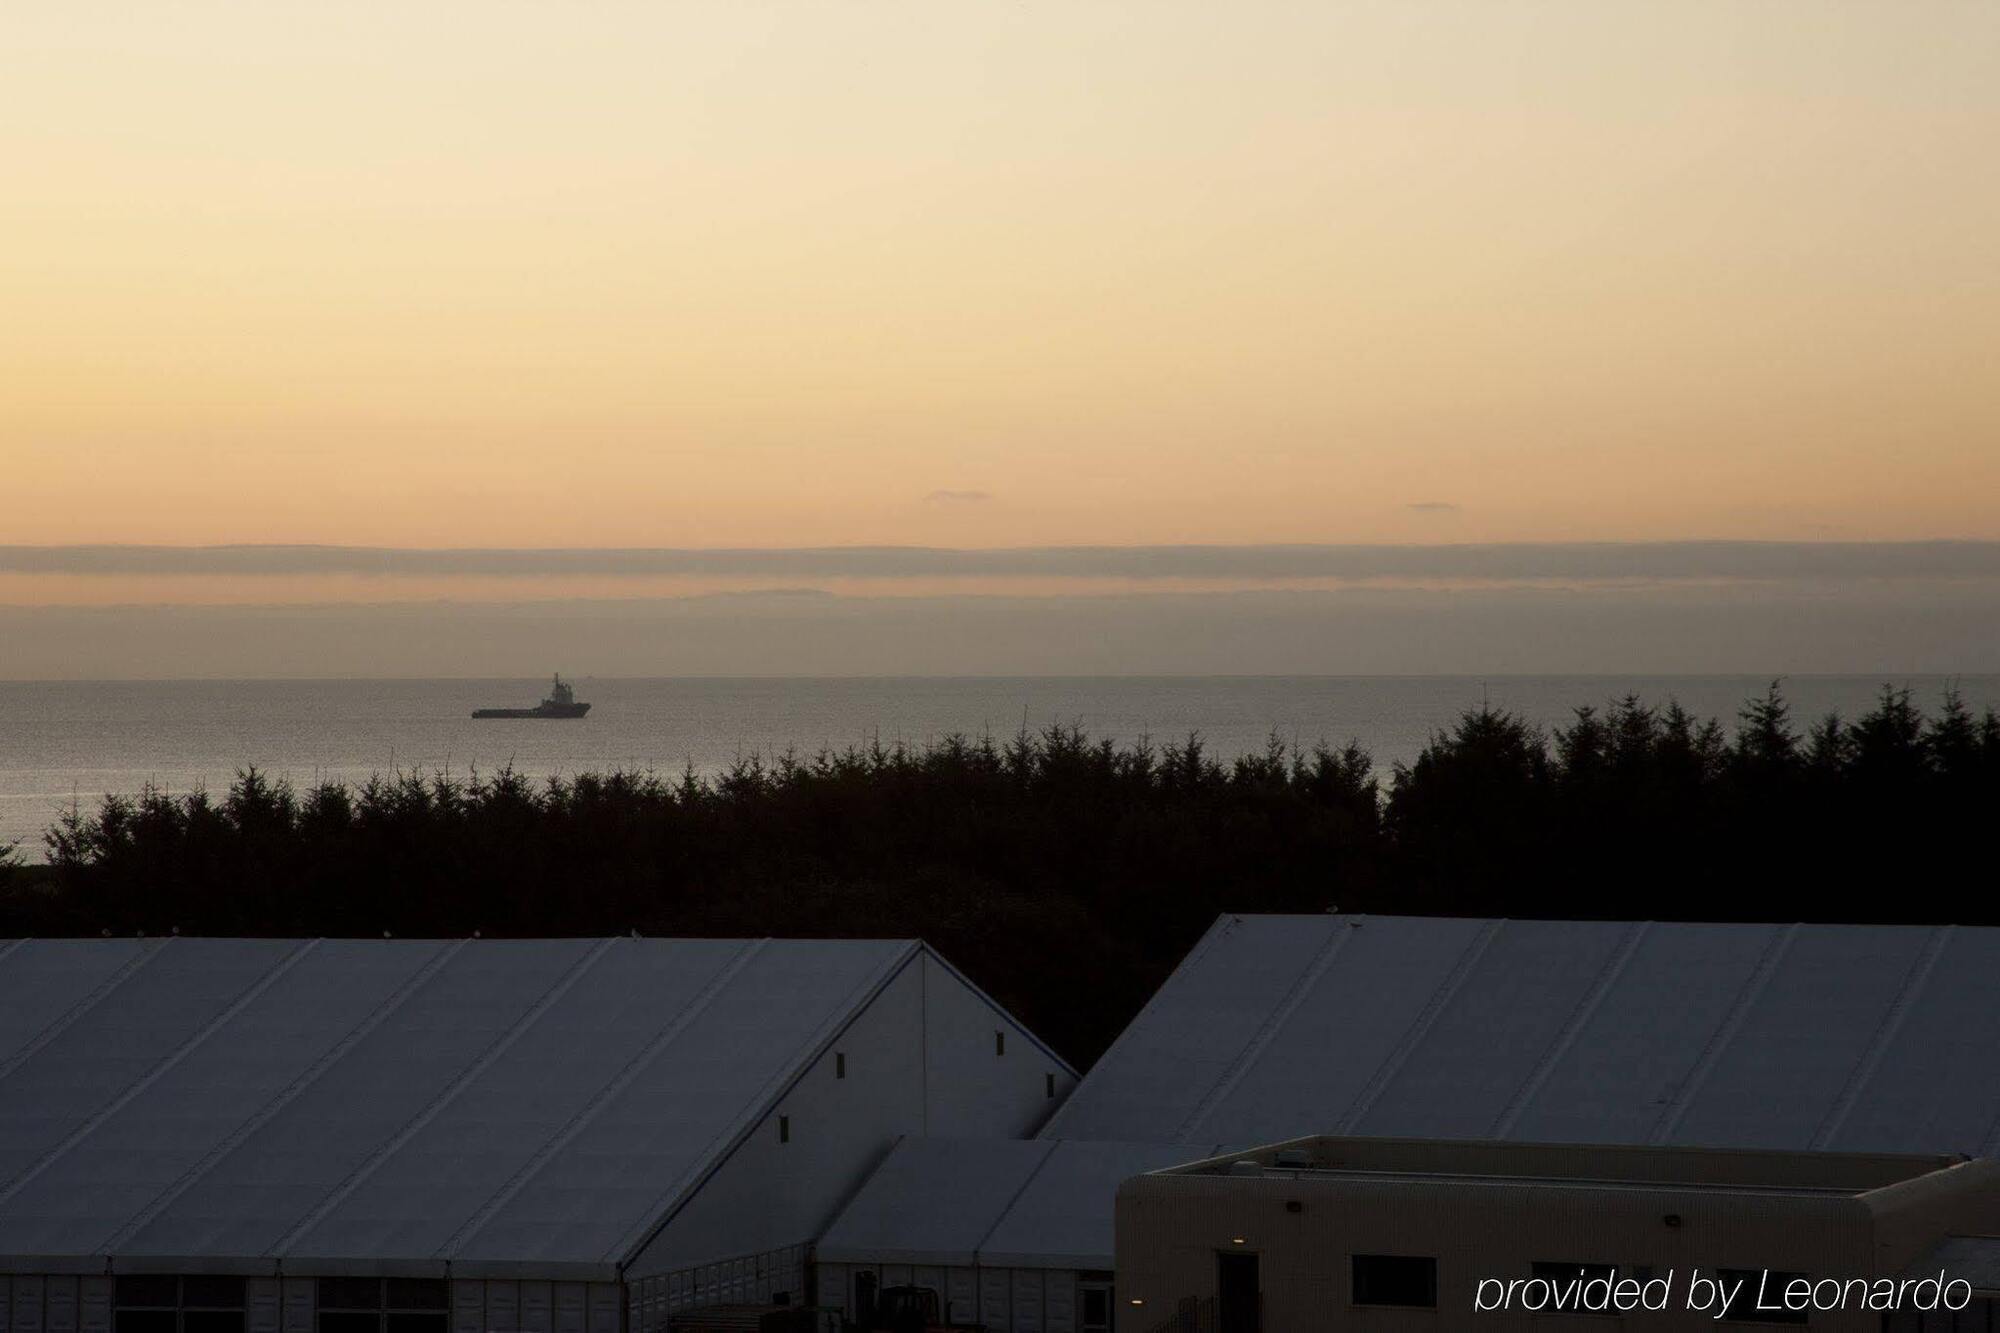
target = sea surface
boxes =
[3,675,1995,856]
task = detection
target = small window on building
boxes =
[117,1311,178,1333]
[1046,1071,1057,1099]
[1717,1269,1808,1324]
[995,1030,1006,1057]
[316,1280,381,1313]
[115,1276,247,1333]
[384,1282,447,1313]
[1352,1255,1437,1308]
[779,1114,791,1143]
[314,1277,447,1333]
[382,1272,446,1320]
[182,1279,246,1333]
[117,1278,180,1310]
[317,1278,380,1333]
[114,1276,179,1333]
[836,1052,846,1079]
[180,1280,245,1311]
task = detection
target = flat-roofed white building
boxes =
[1117,1136,2000,1332]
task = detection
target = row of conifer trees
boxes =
[3,684,1994,1063]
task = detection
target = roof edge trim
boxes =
[916,942,1079,1079]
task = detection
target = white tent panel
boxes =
[0,935,1068,1279]
[1043,914,2000,1157]
[816,1139,1054,1266]
[1832,927,2000,1153]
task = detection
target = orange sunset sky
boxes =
[5,0,1997,577]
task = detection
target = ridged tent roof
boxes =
[1041,914,2000,1155]
[817,1137,1222,1270]
[0,936,924,1277]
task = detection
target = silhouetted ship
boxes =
[472,674,590,719]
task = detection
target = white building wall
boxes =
[921,955,1075,1137]
[628,962,925,1280]
[944,1268,979,1324]
[246,1280,278,1333]
[627,949,1069,1289]
[448,1283,620,1333]
[12,1277,46,1333]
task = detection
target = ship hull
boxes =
[471,703,591,719]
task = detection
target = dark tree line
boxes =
[3,685,1995,1066]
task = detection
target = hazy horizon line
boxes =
[11,540,2000,582]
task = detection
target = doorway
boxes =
[853,1272,877,1326]
[1217,1251,1260,1333]
[1079,1280,1113,1333]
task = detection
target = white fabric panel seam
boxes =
[266,937,622,1257]
[436,938,771,1261]
[1173,925,1359,1141]
[98,938,471,1256]
[1647,923,1799,1144]
[0,940,165,1088]
[1813,924,1954,1150]
[1489,920,1655,1138]
[0,939,321,1211]
[1336,918,1505,1134]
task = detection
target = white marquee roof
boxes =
[1042,914,2000,1155]
[0,936,947,1278]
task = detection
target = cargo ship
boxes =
[472,674,591,719]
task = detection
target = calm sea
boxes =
[3,675,1995,856]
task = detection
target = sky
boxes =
[4,2,1998,673]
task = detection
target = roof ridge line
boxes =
[99,937,473,1255]
[265,935,622,1259]
[0,938,166,1088]
[436,937,774,1261]
[1335,918,1505,1136]
[606,940,924,1269]
[0,938,321,1212]
[1173,921,1358,1141]
[1812,924,1955,1151]
[1648,922,1799,1145]
[1037,914,1241,1137]
[968,1139,1064,1265]
[1489,921,1655,1139]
